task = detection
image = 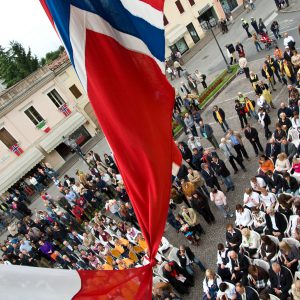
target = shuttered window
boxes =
[0,128,17,148]
[69,84,82,99]
[188,0,195,5]
[163,15,169,26]
[175,0,185,14]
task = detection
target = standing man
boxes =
[270,20,282,39]
[173,109,188,134]
[195,70,207,89]
[244,124,264,157]
[173,60,184,78]
[283,32,295,50]
[213,105,230,133]
[187,75,199,94]
[261,63,276,91]
[235,100,248,129]
[250,17,260,34]
[184,113,198,136]
[241,18,252,38]
[199,121,219,149]
[201,163,222,190]
[265,55,282,83]
[180,81,190,94]
[219,138,246,173]
[211,155,235,192]
[227,130,250,161]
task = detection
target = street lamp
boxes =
[200,17,232,73]
[63,136,89,166]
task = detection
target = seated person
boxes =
[243,188,260,209]
[228,251,249,286]
[216,282,237,300]
[235,282,259,300]
[163,261,194,295]
[269,262,293,300]
[265,207,287,240]
[251,207,266,233]
[216,243,231,281]
[225,224,242,253]
[203,269,222,300]
[241,228,260,257]
[235,205,252,229]
[260,235,277,262]
[247,264,269,294]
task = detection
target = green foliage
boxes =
[40,45,65,66]
[0,41,40,88]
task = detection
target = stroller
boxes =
[260,32,277,50]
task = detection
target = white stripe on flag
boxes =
[69,5,165,91]
[120,0,164,29]
[0,265,81,300]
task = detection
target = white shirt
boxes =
[217,248,230,265]
[291,117,300,130]
[101,173,112,185]
[188,137,202,151]
[250,177,266,191]
[29,177,38,185]
[217,285,236,299]
[284,35,294,47]
[243,191,260,208]
[270,215,279,230]
[257,95,266,108]
[260,193,276,209]
[235,209,252,227]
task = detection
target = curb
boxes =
[279,8,300,13]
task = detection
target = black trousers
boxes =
[207,177,222,190]
[243,67,250,78]
[238,114,248,128]
[264,125,272,139]
[228,155,246,171]
[233,144,249,159]
[249,138,264,155]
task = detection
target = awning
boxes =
[166,25,187,45]
[0,148,44,195]
[198,4,212,16]
[39,112,86,153]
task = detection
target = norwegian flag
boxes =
[59,103,72,117]
[0,1,183,299]
[9,143,24,156]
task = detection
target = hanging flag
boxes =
[9,143,24,156]
[0,1,182,299]
[36,120,51,133]
[0,265,151,300]
[59,103,72,117]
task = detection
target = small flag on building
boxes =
[59,103,72,117]
[9,144,24,156]
[36,120,51,133]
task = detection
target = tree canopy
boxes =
[40,45,65,66]
[0,41,40,88]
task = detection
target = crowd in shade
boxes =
[1,12,300,300]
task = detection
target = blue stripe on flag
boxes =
[45,0,165,62]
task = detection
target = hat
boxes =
[241,18,244,21]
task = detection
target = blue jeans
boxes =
[249,110,259,120]
[222,176,234,190]
[185,258,206,275]
[217,204,232,218]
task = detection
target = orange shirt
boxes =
[260,160,274,173]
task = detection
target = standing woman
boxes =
[250,71,260,94]
[104,153,119,173]
[190,191,215,224]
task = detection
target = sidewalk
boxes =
[280,0,300,13]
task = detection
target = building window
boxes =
[188,0,195,5]
[47,89,65,108]
[69,84,82,99]
[170,37,189,55]
[187,22,200,44]
[24,106,44,126]
[0,128,18,148]
[163,15,169,26]
[175,0,185,14]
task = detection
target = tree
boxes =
[0,41,40,88]
[40,45,65,66]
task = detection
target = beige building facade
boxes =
[0,54,100,196]
[164,0,244,57]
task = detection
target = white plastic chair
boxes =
[295,271,300,281]
[288,127,300,148]
[267,235,280,246]
[282,237,300,248]
[286,215,299,237]
[282,265,294,281]
[157,261,168,280]
[253,258,270,272]
[167,247,180,265]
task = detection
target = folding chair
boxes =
[253,259,270,272]
[167,246,180,265]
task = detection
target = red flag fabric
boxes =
[6,1,183,298]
